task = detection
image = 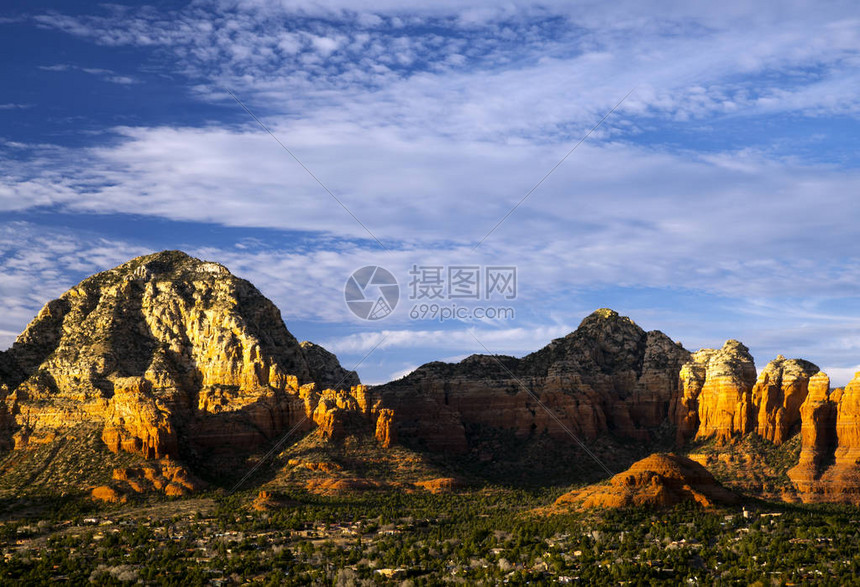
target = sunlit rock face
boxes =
[752,356,820,445]
[9,250,860,506]
[0,251,387,467]
[554,453,738,509]
[788,371,860,503]
[670,340,757,444]
[788,372,837,497]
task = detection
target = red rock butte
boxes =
[554,454,739,509]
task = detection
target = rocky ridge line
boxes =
[375,309,691,453]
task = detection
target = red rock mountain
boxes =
[374,307,860,503]
[375,309,691,452]
[752,356,820,445]
[0,251,387,473]
[671,346,822,447]
[4,251,860,504]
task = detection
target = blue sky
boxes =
[2,0,860,384]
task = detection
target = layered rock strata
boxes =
[671,340,757,444]
[8,250,860,506]
[788,372,860,502]
[375,309,690,453]
[752,356,820,445]
[0,251,389,480]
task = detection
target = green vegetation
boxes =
[3,487,860,585]
[687,433,803,495]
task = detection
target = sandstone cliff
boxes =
[752,356,819,445]
[672,340,757,444]
[0,251,387,485]
[553,453,738,509]
[375,309,690,453]
[9,253,860,504]
[787,372,837,497]
[788,371,860,502]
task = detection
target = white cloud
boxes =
[106,76,137,84]
[5,0,860,384]
[37,63,139,84]
[3,122,860,293]
[310,35,341,56]
[319,325,573,355]
[3,222,860,386]
[28,1,860,127]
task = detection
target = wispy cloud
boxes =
[319,325,574,355]
[2,123,859,270]
[4,221,860,385]
[30,2,860,126]
[38,63,139,84]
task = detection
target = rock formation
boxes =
[305,477,387,495]
[91,485,126,504]
[374,408,397,448]
[787,372,837,497]
[672,340,757,444]
[112,462,205,496]
[92,461,206,502]
[752,356,819,445]
[554,453,738,509]
[834,376,860,479]
[7,251,860,505]
[0,350,23,393]
[101,377,179,459]
[0,251,389,487]
[311,387,367,441]
[0,352,17,450]
[375,309,690,453]
[789,371,860,502]
[251,490,296,511]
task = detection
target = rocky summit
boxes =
[374,307,860,503]
[0,251,390,493]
